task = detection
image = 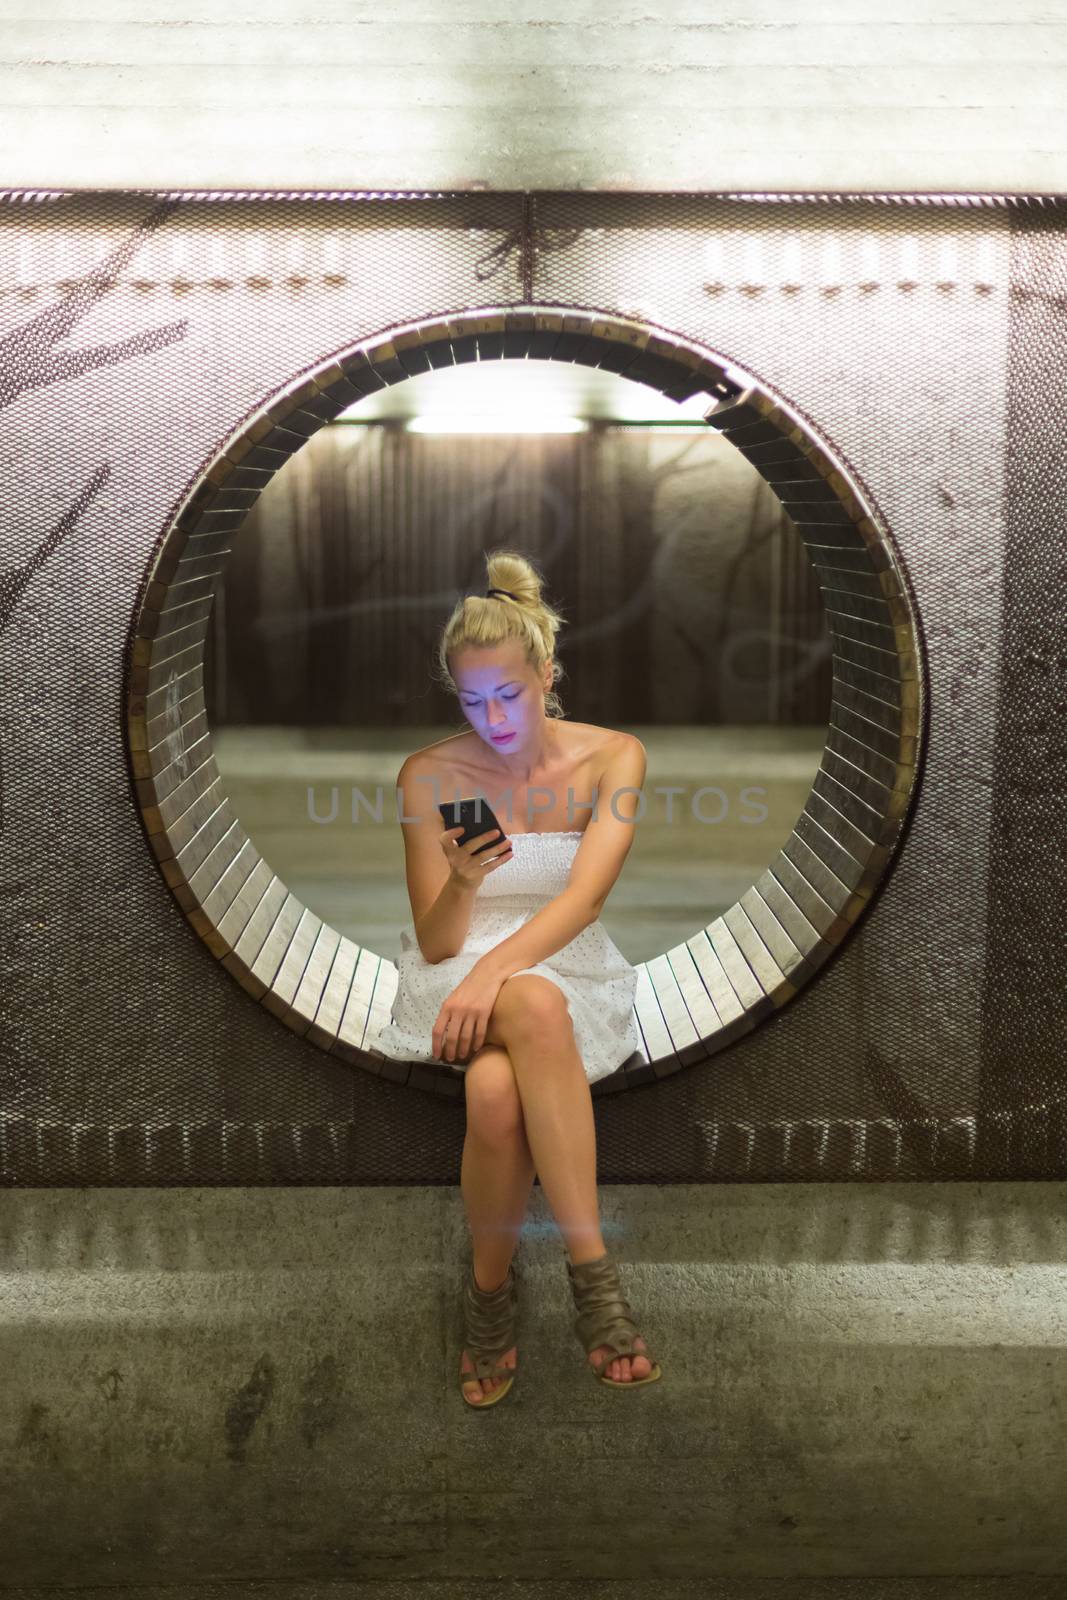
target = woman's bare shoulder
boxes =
[581,723,635,759]
[399,731,474,771]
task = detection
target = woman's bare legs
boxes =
[483,976,652,1384]
[459,1045,537,1402]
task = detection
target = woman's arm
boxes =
[476,887,603,982]
[397,757,480,962]
[415,874,480,965]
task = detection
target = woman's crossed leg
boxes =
[459,1042,535,1402]
[458,975,650,1399]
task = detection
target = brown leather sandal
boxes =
[566,1250,663,1387]
[459,1259,519,1408]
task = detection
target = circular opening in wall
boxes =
[127,307,925,1100]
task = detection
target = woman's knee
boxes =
[493,974,572,1039]
[464,1045,526,1142]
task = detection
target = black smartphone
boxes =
[438,796,508,855]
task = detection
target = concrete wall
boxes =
[2,0,1065,195]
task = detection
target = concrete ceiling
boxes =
[0,1,1062,194]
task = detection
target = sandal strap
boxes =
[463,1262,517,1381]
[566,1252,652,1373]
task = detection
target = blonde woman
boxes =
[369,549,663,1407]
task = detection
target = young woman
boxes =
[368,549,663,1407]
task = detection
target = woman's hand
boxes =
[441,823,512,889]
[432,961,506,1063]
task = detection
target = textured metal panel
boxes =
[979,209,1067,1158]
[0,187,1059,1184]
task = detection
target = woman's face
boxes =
[452,647,551,750]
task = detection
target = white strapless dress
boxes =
[365,830,641,1085]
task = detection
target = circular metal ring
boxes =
[126,306,926,1099]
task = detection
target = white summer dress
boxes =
[366,830,641,1085]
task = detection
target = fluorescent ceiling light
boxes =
[406,415,588,435]
[338,358,714,425]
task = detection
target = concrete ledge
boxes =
[2,1181,1064,1584]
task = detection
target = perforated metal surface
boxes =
[0,189,1061,1184]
